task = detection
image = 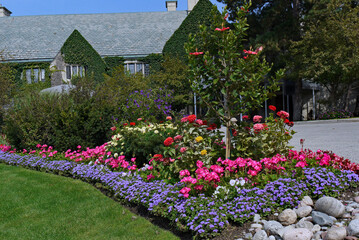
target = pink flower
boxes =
[179,187,191,198]
[243,49,258,55]
[179,169,190,177]
[196,160,203,168]
[253,115,262,123]
[111,126,116,131]
[295,161,308,168]
[131,157,136,162]
[194,185,204,191]
[174,135,183,141]
[137,118,142,121]
[181,117,188,122]
[277,110,289,119]
[247,170,258,176]
[195,119,203,125]
[148,166,153,170]
[253,123,264,132]
[77,145,82,149]
[147,174,155,181]
[36,144,41,148]
[166,116,172,120]
[180,147,187,153]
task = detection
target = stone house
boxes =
[0,1,198,86]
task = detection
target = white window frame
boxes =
[124,61,148,75]
[66,65,85,80]
[22,68,46,84]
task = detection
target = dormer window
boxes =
[66,65,85,80]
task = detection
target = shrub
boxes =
[3,79,116,151]
[318,108,353,120]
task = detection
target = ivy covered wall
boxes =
[61,29,107,83]
[162,0,217,60]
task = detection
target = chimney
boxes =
[0,4,11,17]
[166,1,177,11]
[188,0,199,12]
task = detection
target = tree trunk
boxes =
[225,121,231,160]
[293,78,303,121]
[344,83,353,112]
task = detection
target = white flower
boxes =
[154,130,159,134]
[114,153,118,158]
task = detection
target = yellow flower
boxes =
[195,136,203,142]
[201,150,207,155]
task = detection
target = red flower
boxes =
[243,49,257,55]
[207,123,217,131]
[164,137,174,146]
[242,115,249,120]
[232,129,237,136]
[187,114,197,123]
[269,105,276,111]
[110,126,116,131]
[215,27,230,32]
[130,122,136,126]
[284,119,290,124]
[123,123,128,126]
[202,120,208,126]
[224,13,229,20]
[189,52,204,56]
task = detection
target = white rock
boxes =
[264,221,284,235]
[283,228,313,240]
[278,209,297,226]
[348,219,359,237]
[315,196,345,218]
[251,223,263,229]
[253,214,261,223]
[312,224,321,233]
[326,226,347,240]
[252,230,267,240]
[296,219,314,231]
[299,196,314,207]
[278,225,295,237]
[295,206,312,218]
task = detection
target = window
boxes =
[66,65,85,80]
[23,68,46,84]
[124,61,149,76]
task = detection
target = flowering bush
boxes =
[123,88,173,121]
[231,106,295,160]
[105,119,178,167]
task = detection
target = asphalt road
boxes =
[289,120,359,163]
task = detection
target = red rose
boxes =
[202,120,208,126]
[130,122,136,126]
[123,123,128,126]
[242,115,249,121]
[269,105,276,111]
[206,123,217,131]
[187,114,197,123]
[164,137,174,146]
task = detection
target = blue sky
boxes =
[1,0,225,16]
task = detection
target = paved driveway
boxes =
[289,120,359,163]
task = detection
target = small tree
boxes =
[185,4,283,159]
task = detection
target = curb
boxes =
[293,118,359,125]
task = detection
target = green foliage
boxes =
[3,78,116,151]
[147,56,192,112]
[185,5,282,158]
[61,29,107,83]
[290,0,359,108]
[163,0,217,60]
[103,56,125,74]
[140,53,164,74]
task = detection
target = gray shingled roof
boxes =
[0,11,188,62]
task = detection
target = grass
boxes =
[0,164,179,240]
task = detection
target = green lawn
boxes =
[0,164,179,240]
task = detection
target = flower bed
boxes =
[1,150,359,239]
